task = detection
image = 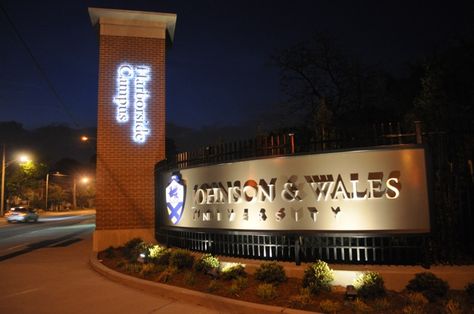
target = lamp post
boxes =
[45,172,67,211]
[1,145,5,217]
[45,172,90,211]
[1,144,31,216]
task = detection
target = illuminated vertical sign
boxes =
[113,63,151,144]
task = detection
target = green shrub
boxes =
[352,299,373,313]
[406,292,428,306]
[148,245,171,265]
[123,238,144,261]
[255,262,287,284]
[444,299,462,314]
[355,271,386,299]
[406,272,449,302]
[169,249,195,269]
[373,298,390,312]
[207,279,221,292]
[124,263,142,274]
[229,277,248,296]
[288,288,312,309]
[465,282,474,303]
[220,262,247,280]
[148,244,166,258]
[140,263,161,277]
[103,246,116,258]
[184,271,196,286]
[319,299,343,313]
[256,283,278,300]
[302,260,334,294]
[117,260,126,269]
[157,266,177,283]
[402,305,425,314]
[194,253,220,273]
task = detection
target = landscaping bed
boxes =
[98,239,474,313]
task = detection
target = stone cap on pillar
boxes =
[88,7,177,42]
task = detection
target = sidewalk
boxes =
[0,231,223,314]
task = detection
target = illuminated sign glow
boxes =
[113,63,151,144]
[166,175,185,224]
[159,147,430,233]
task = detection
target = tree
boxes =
[76,182,95,208]
[6,161,48,205]
[47,183,69,210]
[411,39,474,132]
[271,32,398,137]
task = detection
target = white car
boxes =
[5,207,39,223]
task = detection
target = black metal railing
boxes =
[156,120,474,265]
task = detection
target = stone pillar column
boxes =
[88,8,176,251]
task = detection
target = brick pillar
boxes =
[88,8,176,251]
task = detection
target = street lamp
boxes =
[73,176,90,209]
[1,144,31,216]
[45,172,90,211]
[45,172,67,211]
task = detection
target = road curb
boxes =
[89,252,319,314]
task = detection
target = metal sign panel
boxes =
[157,146,430,233]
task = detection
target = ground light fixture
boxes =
[345,285,357,300]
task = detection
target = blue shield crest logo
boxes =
[166,175,185,224]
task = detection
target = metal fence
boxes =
[156,121,473,265]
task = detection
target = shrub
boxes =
[229,277,248,296]
[255,262,287,284]
[302,260,334,294]
[169,249,195,269]
[402,305,425,314]
[288,288,312,309]
[207,279,221,293]
[256,283,278,300]
[148,245,171,265]
[184,271,196,286]
[355,271,386,299]
[103,246,116,258]
[148,244,166,258]
[140,263,161,277]
[157,266,177,283]
[194,254,220,274]
[319,299,343,313]
[406,272,449,302]
[465,282,474,303]
[124,263,142,274]
[352,299,373,313]
[406,292,428,306]
[139,242,155,258]
[123,238,144,261]
[373,298,390,312]
[220,263,247,280]
[444,299,462,314]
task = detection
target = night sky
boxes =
[1,0,473,131]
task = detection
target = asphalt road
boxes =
[0,212,220,314]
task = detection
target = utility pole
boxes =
[45,173,49,210]
[1,144,5,216]
[73,177,77,209]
